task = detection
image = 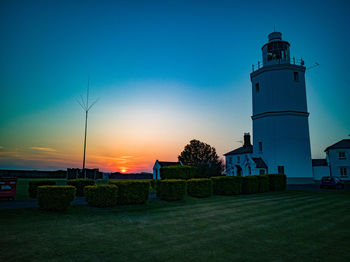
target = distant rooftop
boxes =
[224,145,253,156]
[157,161,181,167]
[312,159,328,167]
[325,139,350,152]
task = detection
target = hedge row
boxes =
[37,185,76,211]
[34,174,286,210]
[156,179,186,201]
[212,176,242,195]
[109,180,150,205]
[67,179,95,197]
[159,165,222,179]
[160,165,197,180]
[29,180,56,198]
[187,178,212,198]
[268,174,287,191]
[84,185,118,207]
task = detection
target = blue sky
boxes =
[0,0,349,171]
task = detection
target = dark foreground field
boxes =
[1,190,349,262]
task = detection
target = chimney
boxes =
[243,133,251,147]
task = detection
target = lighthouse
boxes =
[250,32,313,178]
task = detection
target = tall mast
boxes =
[77,77,98,178]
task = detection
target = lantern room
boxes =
[262,32,290,65]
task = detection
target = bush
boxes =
[211,176,242,195]
[84,185,118,207]
[242,176,259,194]
[109,180,150,205]
[257,175,269,192]
[187,178,212,198]
[160,165,197,180]
[268,174,287,191]
[195,164,223,178]
[37,185,76,211]
[29,180,56,198]
[156,179,186,201]
[67,179,95,197]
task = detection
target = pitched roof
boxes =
[252,157,268,169]
[224,145,253,156]
[325,139,350,152]
[157,161,181,167]
[312,159,328,166]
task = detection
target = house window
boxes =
[255,82,260,93]
[340,167,347,177]
[278,166,285,174]
[259,142,263,152]
[338,152,346,159]
[229,157,232,164]
[237,156,240,163]
[294,72,299,81]
[259,169,265,175]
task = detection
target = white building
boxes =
[325,139,350,180]
[153,160,182,179]
[225,32,313,179]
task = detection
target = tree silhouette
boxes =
[178,139,224,177]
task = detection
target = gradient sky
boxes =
[0,0,349,173]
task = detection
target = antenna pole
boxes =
[77,76,98,179]
[82,109,88,179]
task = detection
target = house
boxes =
[325,139,350,180]
[225,133,267,176]
[153,160,182,179]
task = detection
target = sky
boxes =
[0,0,349,173]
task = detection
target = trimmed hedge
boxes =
[67,179,95,197]
[187,178,212,198]
[156,179,186,201]
[211,176,242,195]
[37,185,76,211]
[195,164,222,178]
[160,165,197,180]
[84,185,118,207]
[268,174,287,191]
[29,180,56,198]
[109,180,150,205]
[242,176,259,194]
[257,175,269,192]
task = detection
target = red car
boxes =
[320,176,344,189]
[0,177,17,200]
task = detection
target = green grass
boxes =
[1,190,350,262]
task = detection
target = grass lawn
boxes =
[1,190,350,262]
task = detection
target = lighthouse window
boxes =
[255,83,260,93]
[294,72,299,81]
[258,142,262,152]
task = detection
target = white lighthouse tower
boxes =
[250,32,313,178]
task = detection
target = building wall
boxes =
[251,65,307,116]
[252,114,313,177]
[327,149,350,180]
[312,166,330,181]
[153,161,161,179]
[225,154,266,176]
[250,63,312,178]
